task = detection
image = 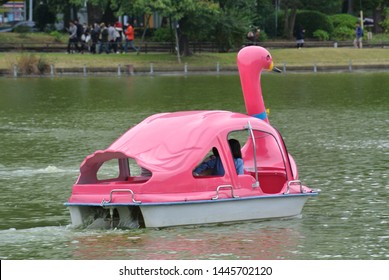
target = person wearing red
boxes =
[124,23,139,54]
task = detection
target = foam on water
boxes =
[0,165,78,178]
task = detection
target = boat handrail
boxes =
[212,185,239,200]
[101,189,142,205]
[245,121,260,188]
[284,180,304,194]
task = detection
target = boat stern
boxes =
[66,204,144,229]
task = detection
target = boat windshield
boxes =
[229,129,286,171]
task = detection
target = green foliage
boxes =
[50,31,64,42]
[13,26,31,34]
[106,0,256,52]
[43,24,59,33]
[33,3,56,31]
[329,14,358,29]
[300,0,343,15]
[368,32,389,42]
[211,8,252,52]
[295,10,334,38]
[380,8,389,33]
[331,26,355,40]
[258,30,268,41]
[263,10,283,38]
[151,27,174,42]
[313,29,329,41]
[178,1,220,42]
[381,20,389,33]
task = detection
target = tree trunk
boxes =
[179,34,192,56]
[347,0,353,14]
[87,3,103,24]
[283,7,289,38]
[283,7,297,39]
[174,25,181,64]
[373,6,384,33]
[288,8,297,39]
[141,14,152,42]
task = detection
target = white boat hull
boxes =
[67,193,316,229]
[140,194,312,228]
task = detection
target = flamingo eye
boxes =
[266,55,270,60]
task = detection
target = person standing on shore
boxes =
[108,23,118,53]
[66,21,78,54]
[99,23,110,54]
[74,20,84,53]
[354,22,363,48]
[124,23,139,54]
[114,21,123,53]
[90,22,100,54]
[295,25,305,49]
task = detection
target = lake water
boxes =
[0,72,388,260]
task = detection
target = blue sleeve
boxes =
[194,158,216,174]
[235,158,244,175]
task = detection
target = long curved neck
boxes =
[237,48,269,123]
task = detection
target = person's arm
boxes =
[194,158,216,175]
[70,26,77,38]
[235,158,244,175]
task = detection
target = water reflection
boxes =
[68,220,303,260]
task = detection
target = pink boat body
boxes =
[65,46,317,228]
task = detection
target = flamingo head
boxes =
[237,46,281,73]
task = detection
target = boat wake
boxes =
[0,165,78,178]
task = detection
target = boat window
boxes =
[227,131,246,175]
[127,158,141,176]
[95,157,151,183]
[193,147,223,176]
[228,130,250,148]
[127,158,152,177]
[96,159,120,181]
[230,128,285,172]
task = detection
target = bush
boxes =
[258,30,268,41]
[380,19,389,33]
[262,10,283,38]
[295,10,334,38]
[329,14,358,29]
[44,24,58,33]
[13,25,32,33]
[50,31,64,42]
[16,54,50,75]
[151,27,174,42]
[380,8,389,33]
[332,26,355,40]
[313,29,329,41]
[211,9,252,52]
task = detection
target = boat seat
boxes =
[245,170,286,194]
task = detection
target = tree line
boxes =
[3,0,389,55]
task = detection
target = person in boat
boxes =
[193,139,244,176]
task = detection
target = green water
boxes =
[0,73,388,259]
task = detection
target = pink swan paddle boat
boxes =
[65,46,318,229]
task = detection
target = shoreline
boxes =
[1,63,389,77]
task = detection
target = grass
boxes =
[270,48,389,66]
[1,48,389,70]
[0,32,63,44]
[1,32,389,70]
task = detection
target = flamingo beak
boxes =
[270,61,282,73]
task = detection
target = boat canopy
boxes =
[77,110,292,184]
